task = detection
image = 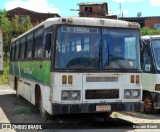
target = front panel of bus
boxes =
[50,25,142,114]
[141,38,160,93]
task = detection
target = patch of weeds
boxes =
[112,112,119,118]
[12,106,32,115]
[0,60,9,85]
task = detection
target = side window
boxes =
[34,28,44,58]
[141,46,152,72]
[26,33,33,59]
[44,32,52,59]
[15,40,20,60]
[20,37,26,59]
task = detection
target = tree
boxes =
[141,27,160,36]
[0,10,12,58]
[11,15,33,38]
[0,10,33,58]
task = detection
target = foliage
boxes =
[0,10,33,84]
[11,15,33,38]
[12,106,32,115]
[112,112,119,118]
[0,60,9,84]
[0,10,12,57]
[141,27,160,36]
[0,10,33,56]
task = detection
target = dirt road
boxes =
[0,85,44,124]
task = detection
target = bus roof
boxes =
[141,35,160,40]
[12,17,140,42]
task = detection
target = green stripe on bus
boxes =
[10,61,51,85]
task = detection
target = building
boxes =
[78,2,109,17]
[7,7,60,25]
[77,2,160,30]
[120,16,160,30]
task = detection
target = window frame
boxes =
[26,32,34,59]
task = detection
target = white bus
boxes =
[141,35,160,113]
[0,29,3,74]
[9,17,143,119]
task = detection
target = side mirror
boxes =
[44,33,52,52]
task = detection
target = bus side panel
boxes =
[142,73,154,92]
[14,62,21,77]
[15,60,52,114]
[30,60,51,85]
[40,85,52,114]
[9,62,15,90]
[16,77,52,114]
[9,74,15,90]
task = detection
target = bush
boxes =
[0,60,9,84]
[141,27,160,35]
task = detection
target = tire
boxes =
[96,112,112,118]
[14,78,19,99]
[39,93,50,120]
[143,93,154,114]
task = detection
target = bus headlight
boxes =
[124,90,131,98]
[62,90,80,100]
[124,89,140,99]
[71,91,79,99]
[62,91,69,98]
[132,91,139,97]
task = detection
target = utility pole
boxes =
[119,2,121,17]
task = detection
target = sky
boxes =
[0,0,160,17]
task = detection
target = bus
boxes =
[0,29,3,75]
[9,17,143,119]
[141,35,160,114]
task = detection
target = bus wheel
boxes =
[39,93,49,120]
[96,112,112,118]
[143,93,153,114]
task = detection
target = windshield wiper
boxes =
[110,56,128,72]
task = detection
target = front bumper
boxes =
[52,102,143,114]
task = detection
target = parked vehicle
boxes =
[141,35,160,113]
[9,17,143,119]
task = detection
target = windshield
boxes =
[55,26,140,70]
[152,39,160,70]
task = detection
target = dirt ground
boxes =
[1,85,160,132]
[0,85,46,124]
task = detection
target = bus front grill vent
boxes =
[85,89,119,99]
[86,77,118,82]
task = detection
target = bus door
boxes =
[141,44,154,91]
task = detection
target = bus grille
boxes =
[86,77,118,82]
[85,89,119,99]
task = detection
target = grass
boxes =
[12,106,32,115]
[112,112,119,118]
[0,60,9,85]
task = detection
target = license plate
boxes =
[96,105,111,112]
